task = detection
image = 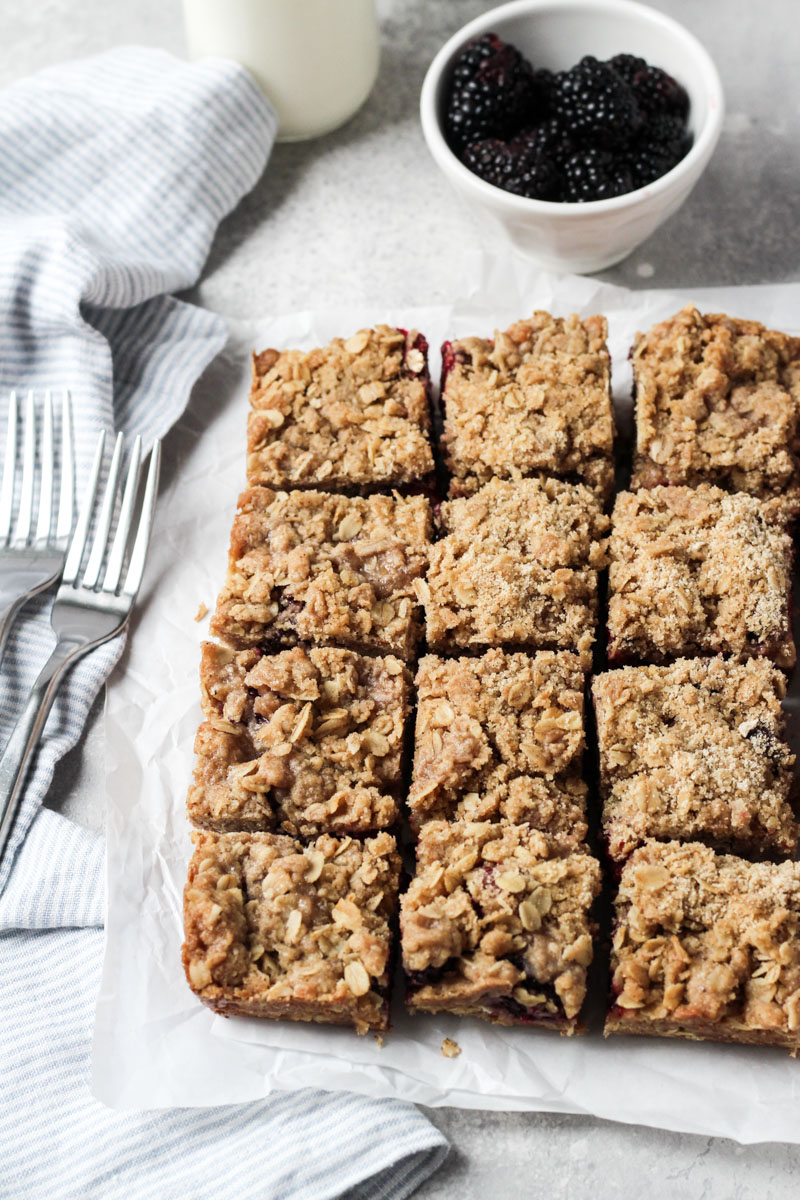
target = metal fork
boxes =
[0,390,74,664]
[0,429,161,862]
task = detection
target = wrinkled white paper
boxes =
[93,257,800,1143]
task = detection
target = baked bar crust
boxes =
[183,829,400,1034]
[631,305,800,497]
[419,477,609,655]
[247,326,434,490]
[607,485,797,668]
[210,487,432,659]
[593,658,797,862]
[606,840,800,1051]
[442,311,614,503]
[408,649,589,843]
[188,643,411,836]
[401,821,602,1032]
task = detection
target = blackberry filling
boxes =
[478,863,500,895]
[488,994,566,1024]
[390,475,441,507]
[508,953,554,987]
[406,955,460,989]
[488,975,565,1022]
[277,596,303,618]
[743,721,793,768]
[439,341,470,391]
[398,328,430,380]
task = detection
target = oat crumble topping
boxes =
[408,650,589,842]
[183,829,400,1034]
[247,326,434,490]
[188,643,411,836]
[443,311,614,502]
[607,840,800,1050]
[401,820,601,1030]
[185,307,800,1057]
[632,305,800,497]
[421,477,609,655]
[607,485,797,668]
[210,487,432,660]
[593,658,797,862]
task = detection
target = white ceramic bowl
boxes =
[420,0,724,273]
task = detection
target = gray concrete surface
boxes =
[3,0,800,1195]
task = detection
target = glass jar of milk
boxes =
[182,0,380,141]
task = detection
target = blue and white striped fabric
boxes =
[0,47,447,1200]
[0,44,279,889]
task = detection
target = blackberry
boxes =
[562,147,633,202]
[463,136,562,200]
[608,53,648,85]
[551,55,642,148]
[633,65,689,119]
[531,67,557,112]
[626,114,692,186]
[609,53,689,118]
[445,33,540,153]
[521,116,575,165]
[450,33,502,89]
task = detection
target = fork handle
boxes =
[0,597,26,666]
[0,638,81,863]
[0,575,60,667]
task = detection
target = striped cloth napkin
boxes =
[0,46,447,1199]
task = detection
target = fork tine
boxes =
[62,429,106,586]
[34,391,54,544]
[0,391,18,542]
[12,390,35,543]
[56,391,74,542]
[102,435,142,593]
[82,432,124,590]
[122,440,160,599]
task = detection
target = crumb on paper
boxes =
[374,1033,384,1048]
[441,1037,461,1059]
[194,602,208,622]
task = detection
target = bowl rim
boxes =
[420,0,725,215]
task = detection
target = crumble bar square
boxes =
[607,485,797,669]
[606,840,800,1051]
[188,643,412,836]
[408,649,589,842]
[401,820,602,1032]
[419,477,609,655]
[247,326,434,491]
[442,311,614,502]
[183,829,401,1034]
[631,305,800,497]
[593,658,797,862]
[210,487,432,660]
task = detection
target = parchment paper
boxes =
[93,256,800,1142]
